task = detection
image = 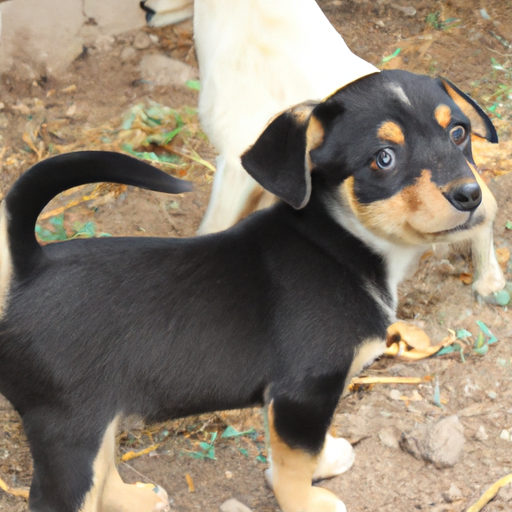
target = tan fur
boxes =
[0,202,12,320]
[342,171,471,245]
[267,403,345,512]
[434,104,451,129]
[306,115,325,170]
[377,121,405,145]
[440,79,488,138]
[344,338,385,394]
[80,417,168,512]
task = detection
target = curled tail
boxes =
[2,151,192,275]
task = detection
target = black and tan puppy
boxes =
[0,70,499,512]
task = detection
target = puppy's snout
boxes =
[444,182,482,212]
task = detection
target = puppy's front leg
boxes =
[267,402,347,512]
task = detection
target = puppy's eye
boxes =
[375,148,396,170]
[450,125,466,145]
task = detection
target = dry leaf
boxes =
[459,272,473,285]
[386,321,431,350]
[185,473,195,493]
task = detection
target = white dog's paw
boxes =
[312,435,355,481]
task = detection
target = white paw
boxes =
[313,435,355,481]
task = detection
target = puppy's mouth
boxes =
[428,212,484,236]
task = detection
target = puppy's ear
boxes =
[241,102,320,209]
[438,77,498,143]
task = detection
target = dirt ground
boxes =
[1,0,512,511]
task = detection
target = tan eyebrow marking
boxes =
[377,121,405,145]
[434,104,451,129]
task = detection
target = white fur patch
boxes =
[326,193,423,309]
[385,83,412,107]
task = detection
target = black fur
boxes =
[0,70,498,512]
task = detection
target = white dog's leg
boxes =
[471,222,506,297]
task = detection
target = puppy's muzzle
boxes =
[444,181,482,212]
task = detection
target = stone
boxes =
[425,415,465,468]
[139,54,198,86]
[499,429,510,441]
[219,498,253,512]
[378,428,399,449]
[120,46,137,63]
[94,35,115,53]
[390,4,417,16]
[475,425,489,442]
[400,416,465,468]
[133,32,152,50]
[443,483,463,503]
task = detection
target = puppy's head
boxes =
[242,70,498,245]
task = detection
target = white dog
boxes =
[141,0,505,297]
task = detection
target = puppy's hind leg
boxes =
[24,412,169,512]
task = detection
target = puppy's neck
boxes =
[324,190,424,308]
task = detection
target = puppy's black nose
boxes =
[445,182,482,212]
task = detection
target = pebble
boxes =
[139,54,198,86]
[0,101,4,110]
[133,32,152,50]
[378,428,399,449]
[120,46,137,63]
[389,389,401,400]
[487,391,497,400]
[500,429,510,441]
[219,498,253,512]
[400,415,465,468]
[390,4,416,16]
[94,35,115,53]
[475,425,489,442]
[443,483,463,503]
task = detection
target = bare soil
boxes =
[0,1,511,511]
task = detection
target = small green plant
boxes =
[36,215,110,242]
[183,432,217,460]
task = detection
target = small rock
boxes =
[498,483,512,502]
[149,34,159,44]
[426,415,465,468]
[389,389,401,400]
[66,104,77,117]
[390,4,417,16]
[219,498,253,512]
[120,46,137,63]
[479,8,491,20]
[475,425,489,442]
[401,416,465,468]
[443,483,463,503]
[378,428,399,449]
[225,471,233,479]
[94,35,115,53]
[12,103,31,116]
[133,32,152,50]
[500,429,510,441]
[375,19,385,28]
[487,391,497,400]
[0,102,5,110]
[139,54,198,86]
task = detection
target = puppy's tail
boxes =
[3,151,192,275]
